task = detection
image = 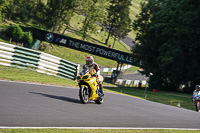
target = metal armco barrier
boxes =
[0,41,79,80]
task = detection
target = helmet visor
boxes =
[196,85,200,90]
[86,60,92,65]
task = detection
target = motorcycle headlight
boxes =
[82,75,89,79]
[77,76,81,80]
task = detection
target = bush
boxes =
[6,25,33,46]
[6,25,23,42]
[22,31,33,47]
[38,42,49,51]
[5,25,14,38]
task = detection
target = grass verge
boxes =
[41,44,120,68]
[0,65,115,87]
[104,87,195,111]
[0,65,77,88]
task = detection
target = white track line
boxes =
[0,127,200,130]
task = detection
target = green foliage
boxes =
[1,0,141,40]
[44,0,80,32]
[22,31,33,46]
[2,0,31,21]
[0,0,5,22]
[104,0,132,45]
[6,25,24,42]
[133,0,200,91]
[6,25,33,45]
[79,0,108,41]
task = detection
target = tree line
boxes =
[133,0,200,92]
[0,0,132,45]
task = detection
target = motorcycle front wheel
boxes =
[79,86,89,104]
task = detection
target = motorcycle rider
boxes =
[192,85,200,105]
[83,56,104,95]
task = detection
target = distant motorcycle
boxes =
[76,69,104,104]
[193,92,200,112]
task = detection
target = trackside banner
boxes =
[31,28,140,65]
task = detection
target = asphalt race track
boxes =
[0,80,200,129]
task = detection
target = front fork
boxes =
[80,85,89,96]
[86,86,89,95]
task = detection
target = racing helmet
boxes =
[86,56,94,66]
[196,85,200,91]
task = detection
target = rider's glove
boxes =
[92,73,97,77]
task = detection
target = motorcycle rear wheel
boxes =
[196,102,200,112]
[95,93,104,104]
[79,86,89,104]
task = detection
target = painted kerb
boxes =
[0,42,79,80]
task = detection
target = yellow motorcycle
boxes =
[77,69,104,104]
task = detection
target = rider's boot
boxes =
[97,78,104,96]
[99,83,104,96]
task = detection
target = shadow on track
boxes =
[29,92,81,104]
